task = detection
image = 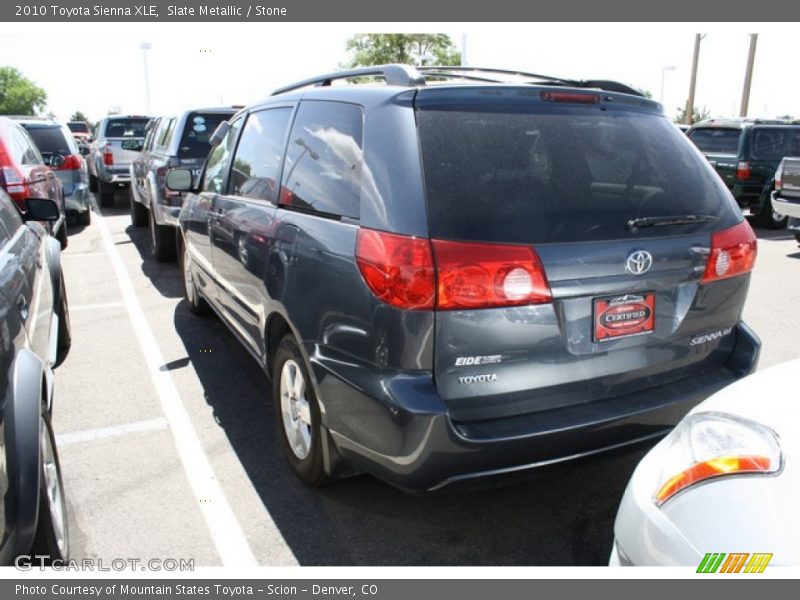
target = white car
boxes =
[610,358,799,567]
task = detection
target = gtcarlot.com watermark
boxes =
[14,556,195,572]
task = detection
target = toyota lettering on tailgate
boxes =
[594,293,656,342]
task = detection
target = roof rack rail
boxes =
[271,64,425,96]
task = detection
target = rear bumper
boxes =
[321,322,760,492]
[772,192,800,219]
[65,184,91,212]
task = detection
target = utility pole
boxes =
[684,34,705,125]
[140,42,152,114]
[740,34,758,118]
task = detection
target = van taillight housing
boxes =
[355,229,552,311]
[56,154,83,171]
[736,161,751,181]
[701,221,757,283]
[775,162,783,191]
[103,144,113,166]
[0,166,30,206]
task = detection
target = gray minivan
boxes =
[130,107,236,261]
[169,65,761,492]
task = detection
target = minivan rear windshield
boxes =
[22,125,74,157]
[68,122,89,133]
[417,105,739,244]
[687,127,742,154]
[177,112,233,158]
[104,118,150,138]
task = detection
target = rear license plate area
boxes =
[593,293,655,342]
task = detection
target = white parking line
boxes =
[57,418,168,447]
[61,251,108,258]
[91,201,258,567]
[70,301,126,311]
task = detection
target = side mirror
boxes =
[23,198,60,222]
[209,121,231,147]
[121,139,144,152]
[165,168,194,192]
[50,155,65,168]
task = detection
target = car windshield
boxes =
[22,125,76,157]
[104,118,150,138]
[687,128,742,154]
[68,122,89,133]
[417,104,740,244]
[177,112,233,158]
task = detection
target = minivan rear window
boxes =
[68,122,89,133]
[104,118,149,138]
[22,125,75,158]
[418,106,739,244]
[687,127,742,154]
[177,112,233,158]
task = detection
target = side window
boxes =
[202,119,243,194]
[14,127,44,166]
[0,190,23,243]
[786,129,800,155]
[280,101,364,219]
[143,120,158,151]
[229,108,292,203]
[161,118,177,150]
[154,118,174,150]
[750,129,786,160]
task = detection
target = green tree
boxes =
[0,66,47,115]
[70,110,89,122]
[345,34,460,67]
[675,104,711,125]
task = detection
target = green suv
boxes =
[687,118,800,229]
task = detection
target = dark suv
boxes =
[170,65,760,492]
[687,118,800,229]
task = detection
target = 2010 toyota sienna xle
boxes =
[166,65,761,492]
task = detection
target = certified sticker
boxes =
[594,293,655,342]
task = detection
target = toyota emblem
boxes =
[625,250,653,276]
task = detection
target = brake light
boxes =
[433,240,551,309]
[701,221,757,283]
[775,162,783,191]
[540,91,600,104]
[356,229,435,310]
[0,166,30,205]
[736,161,751,181]
[103,144,113,166]
[56,154,83,171]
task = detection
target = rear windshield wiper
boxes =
[627,214,719,231]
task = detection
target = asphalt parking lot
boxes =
[53,193,800,567]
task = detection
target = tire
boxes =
[755,196,788,230]
[272,335,330,486]
[97,179,115,208]
[76,208,91,227]
[149,206,177,262]
[89,173,98,193]
[179,236,210,316]
[55,221,68,250]
[795,233,800,244]
[129,188,148,227]
[30,409,70,563]
[55,275,71,367]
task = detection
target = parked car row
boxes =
[0,186,71,566]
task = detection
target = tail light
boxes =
[1,166,30,206]
[356,229,435,310]
[701,221,757,283]
[103,143,113,166]
[355,229,552,311]
[55,154,83,171]
[735,161,751,181]
[433,239,551,309]
[775,162,783,191]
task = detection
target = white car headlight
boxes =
[653,411,782,506]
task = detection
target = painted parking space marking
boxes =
[57,417,169,447]
[92,201,258,567]
[69,301,126,311]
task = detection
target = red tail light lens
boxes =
[775,162,783,191]
[540,91,600,104]
[736,161,751,181]
[356,229,435,310]
[103,144,113,166]
[433,239,551,309]
[701,221,757,283]
[56,154,83,170]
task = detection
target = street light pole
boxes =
[684,33,705,125]
[660,65,676,104]
[740,34,758,118]
[140,42,152,114]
